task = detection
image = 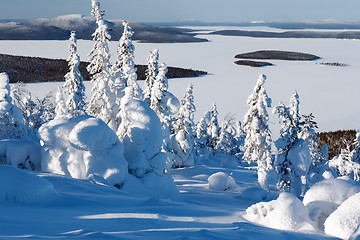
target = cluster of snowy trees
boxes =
[0,0,359,197]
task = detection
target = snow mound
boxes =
[0,165,56,204]
[0,139,41,170]
[39,116,128,186]
[238,187,273,202]
[303,177,360,206]
[122,172,181,200]
[245,192,316,232]
[324,192,360,239]
[303,177,360,231]
[119,99,166,178]
[208,172,238,191]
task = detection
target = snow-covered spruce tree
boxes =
[243,74,273,190]
[300,113,327,184]
[143,49,159,105]
[233,121,246,159]
[274,91,311,197]
[194,112,211,160]
[11,83,42,131]
[87,0,119,131]
[63,31,86,118]
[112,20,143,104]
[171,83,196,168]
[54,87,68,119]
[0,73,27,139]
[206,103,220,154]
[150,63,179,167]
[215,115,237,156]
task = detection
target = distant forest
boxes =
[0,54,207,83]
[317,130,357,159]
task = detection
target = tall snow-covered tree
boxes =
[0,73,27,139]
[171,83,196,167]
[143,49,159,105]
[63,31,86,118]
[54,87,67,119]
[150,63,179,167]
[87,0,118,131]
[112,20,143,104]
[194,112,211,159]
[11,83,42,131]
[243,74,273,190]
[206,103,220,153]
[233,121,246,158]
[300,113,326,183]
[216,117,237,155]
[150,63,172,120]
[274,91,311,196]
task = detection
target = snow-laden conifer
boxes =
[233,121,246,158]
[150,63,179,166]
[63,31,86,118]
[171,83,196,167]
[11,83,42,131]
[274,91,311,196]
[216,117,237,155]
[300,113,326,184]
[0,73,27,139]
[143,49,159,105]
[87,0,118,131]
[112,20,143,104]
[54,87,67,119]
[194,113,211,159]
[150,63,171,119]
[243,74,273,190]
[206,103,220,153]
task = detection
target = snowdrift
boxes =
[245,192,316,232]
[39,115,128,186]
[0,138,42,170]
[0,165,56,204]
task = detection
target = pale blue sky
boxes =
[1,0,360,23]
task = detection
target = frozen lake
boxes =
[0,27,359,134]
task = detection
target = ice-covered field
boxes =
[0,27,359,134]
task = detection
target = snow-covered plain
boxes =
[0,27,359,239]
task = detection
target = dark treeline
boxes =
[0,54,207,83]
[317,129,357,159]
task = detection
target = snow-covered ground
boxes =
[0,162,339,240]
[0,28,359,135]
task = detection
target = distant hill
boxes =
[0,53,207,83]
[0,14,208,43]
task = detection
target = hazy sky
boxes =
[1,0,360,23]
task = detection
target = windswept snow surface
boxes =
[0,161,335,240]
